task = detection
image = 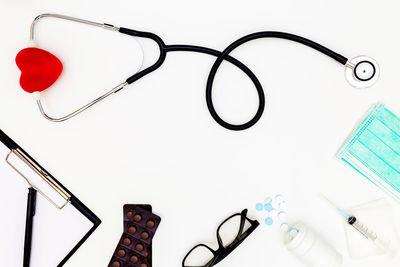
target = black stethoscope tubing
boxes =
[118,27,348,131]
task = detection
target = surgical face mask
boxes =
[337,104,400,201]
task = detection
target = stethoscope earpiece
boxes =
[345,56,379,89]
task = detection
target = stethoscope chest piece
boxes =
[345,56,380,89]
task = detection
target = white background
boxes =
[1,0,400,266]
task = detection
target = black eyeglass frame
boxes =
[182,209,260,267]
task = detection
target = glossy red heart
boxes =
[16,47,63,93]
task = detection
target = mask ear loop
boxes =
[30,14,147,122]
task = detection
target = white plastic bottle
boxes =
[285,223,343,267]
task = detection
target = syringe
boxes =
[346,215,388,251]
[321,195,389,252]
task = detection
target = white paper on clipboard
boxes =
[0,141,94,267]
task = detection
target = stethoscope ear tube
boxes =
[35,81,128,122]
[118,28,167,85]
[29,14,131,122]
[29,17,171,122]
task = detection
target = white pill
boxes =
[280,223,289,232]
[278,211,287,221]
[269,209,277,217]
[279,201,288,211]
[290,228,299,239]
[275,194,284,203]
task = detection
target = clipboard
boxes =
[0,129,101,266]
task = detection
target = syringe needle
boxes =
[319,194,349,219]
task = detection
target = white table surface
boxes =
[1,0,400,266]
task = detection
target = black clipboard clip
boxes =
[5,148,71,209]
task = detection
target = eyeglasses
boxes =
[182,209,259,267]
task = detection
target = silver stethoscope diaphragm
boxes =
[345,56,380,89]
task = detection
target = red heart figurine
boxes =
[16,47,63,93]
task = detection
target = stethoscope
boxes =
[18,13,380,131]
